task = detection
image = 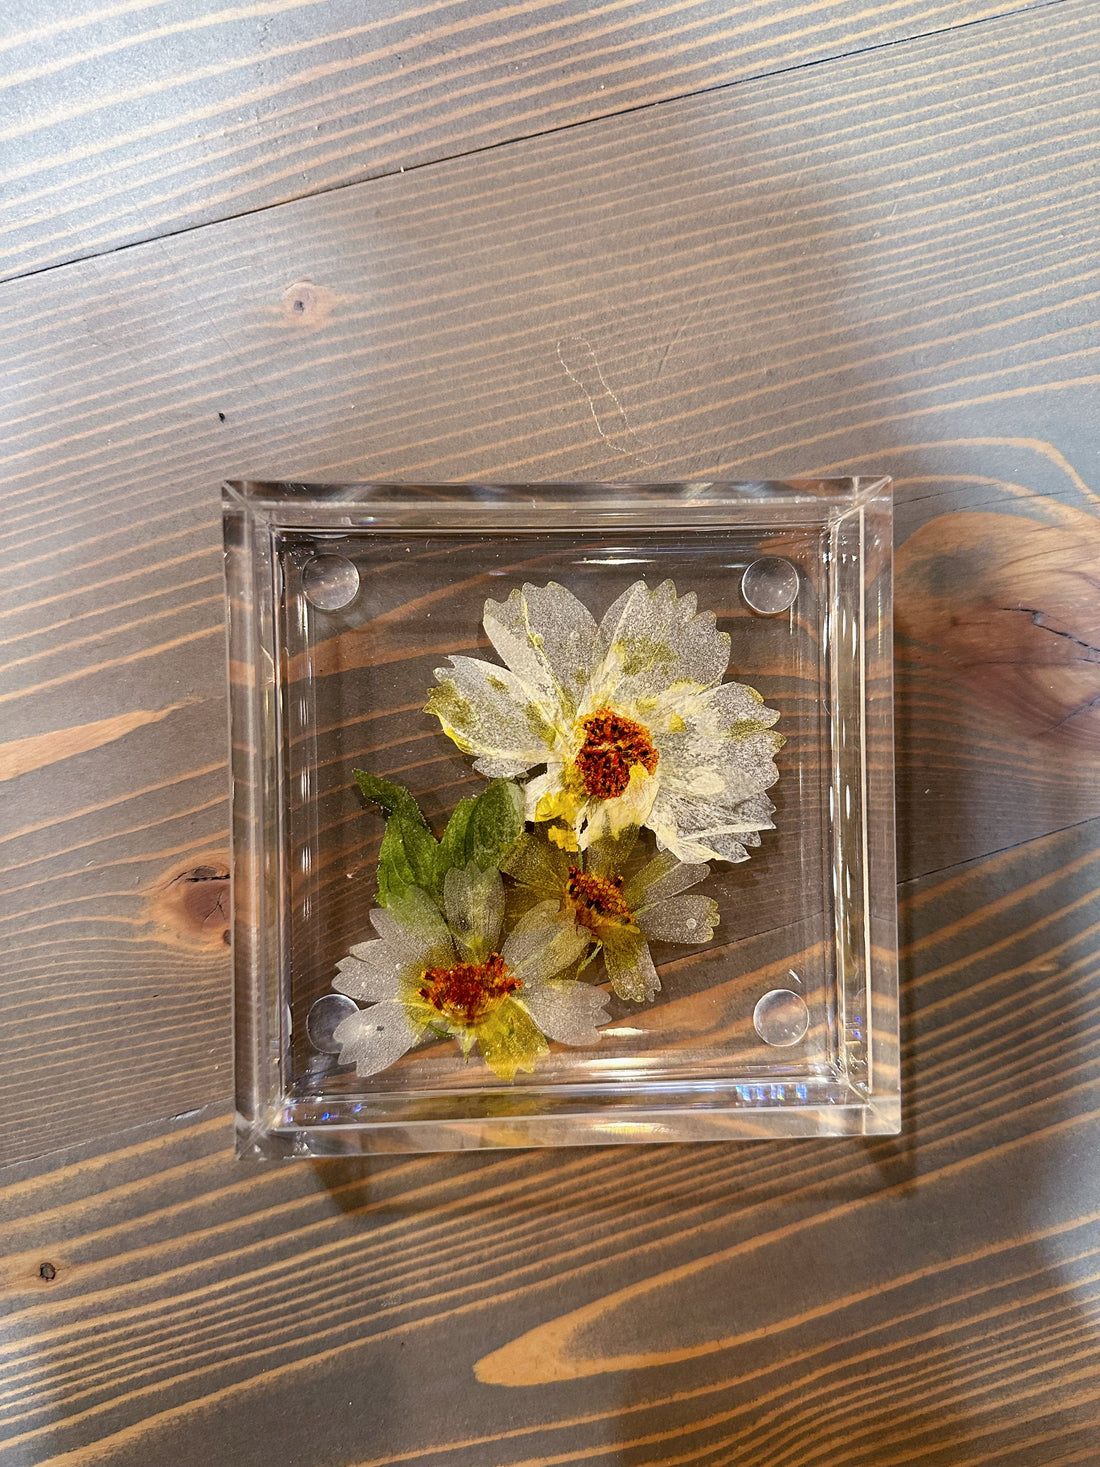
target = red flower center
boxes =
[417,952,519,1026]
[574,707,658,799]
[566,867,632,929]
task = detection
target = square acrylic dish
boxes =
[224,479,898,1157]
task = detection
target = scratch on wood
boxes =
[656,313,693,379]
[557,335,657,463]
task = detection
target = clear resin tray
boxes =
[224,480,898,1156]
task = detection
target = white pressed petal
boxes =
[443,862,505,961]
[651,732,780,857]
[637,893,719,944]
[428,655,558,769]
[646,799,705,863]
[655,832,709,862]
[655,789,776,837]
[709,735,784,802]
[623,850,709,908]
[701,679,781,729]
[587,579,731,704]
[680,762,774,809]
[333,945,403,1001]
[333,1001,421,1077]
[503,905,591,982]
[616,767,661,830]
[369,890,454,969]
[602,929,660,1002]
[472,755,535,778]
[663,830,747,863]
[482,582,598,716]
[520,979,610,1045]
[648,787,775,862]
[654,763,727,799]
[656,801,771,858]
[650,674,709,710]
[349,940,392,960]
[648,684,781,834]
[704,834,755,862]
[666,712,783,786]
[725,791,776,827]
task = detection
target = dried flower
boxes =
[331,863,610,1080]
[426,579,782,862]
[504,828,719,1002]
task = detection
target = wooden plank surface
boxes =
[3,0,1097,1166]
[3,819,1098,1466]
[2,0,1099,1461]
[0,0,1053,281]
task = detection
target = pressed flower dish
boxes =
[224,479,898,1156]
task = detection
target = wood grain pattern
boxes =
[3,0,1098,1164]
[0,0,1054,281]
[3,819,1098,1466]
[2,1,1100,1459]
[0,701,200,780]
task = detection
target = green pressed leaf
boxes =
[437,803,475,868]
[354,771,522,910]
[377,813,438,908]
[398,813,438,890]
[376,819,410,908]
[468,779,524,871]
[352,770,429,828]
[434,797,476,896]
[354,772,439,908]
[431,781,523,894]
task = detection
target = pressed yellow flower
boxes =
[331,863,610,1081]
[504,828,720,1003]
[426,579,783,862]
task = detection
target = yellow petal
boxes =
[534,780,584,829]
[476,997,551,1080]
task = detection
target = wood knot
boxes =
[149,854,231,949]
[278,280,338,330]
[38,1262,57,1282]
[897,510,1100,747]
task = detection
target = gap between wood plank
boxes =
[899,812,1100,891]
[0,0,1073,290]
